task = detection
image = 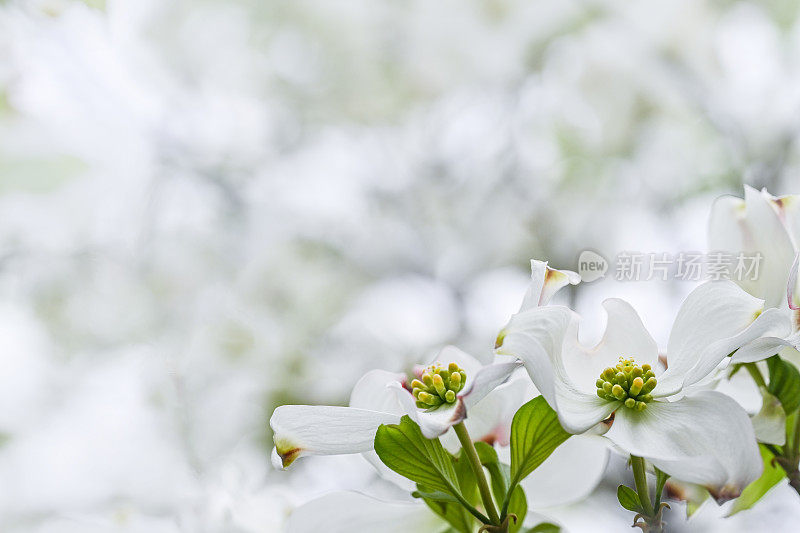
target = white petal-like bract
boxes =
[606,391,762,502]
[270,405,400,467]
[285,491,445,533]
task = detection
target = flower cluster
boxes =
[270,187,800,532]
[411,363,467,409]
[595,358,656,410]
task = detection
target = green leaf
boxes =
[417,490,474,533]
[453,448,479,506]
[787,411,799,450]
[474,440,532,532]
[506,484,528,533]
[527,523,561,533]
[767,355,800,414]
[509,396,571,488]
[474,441,508,505]
[474,440,500,465]
[377,418,483,533]
[654,467,669,507]
[727,445,786,516]
[411,489,460,503]
[374,416,461,496]
[617,484,643,513]
[474,442,526,533]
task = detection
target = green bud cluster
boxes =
[411,363,467,410]
[596,357,657,411]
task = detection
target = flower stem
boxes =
[744,362,767,389]
[788,471,800,494]
[782,415,800,497]
[765,415,800,498]
[792,414,800,461]
[630,456,666,532]
[454,422,501,525]
[771,451,800,498]
[631,456,654,516]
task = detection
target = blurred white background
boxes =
[1,0,800,531]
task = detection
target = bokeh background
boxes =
[1,0,800,531]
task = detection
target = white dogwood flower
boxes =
[280,370,607,533]
[269,345,521,468]
[496,275,779,502]
[708,185,800,363]
[281,374,609,533]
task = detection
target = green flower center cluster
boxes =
[596,357,657,411]
[411,363,467,410]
